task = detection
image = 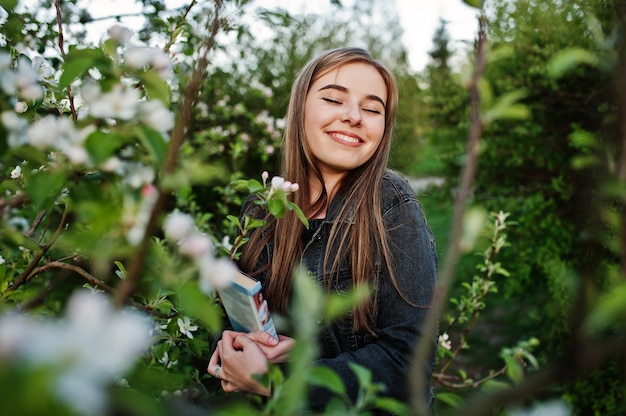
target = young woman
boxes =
[208,47,438,412]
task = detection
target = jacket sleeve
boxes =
[309,188,438,410]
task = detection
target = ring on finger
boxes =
[214,365,222,379]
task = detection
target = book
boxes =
[217,267,278,339]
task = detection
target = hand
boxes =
[242,331,295,363]
[210,330,271,396]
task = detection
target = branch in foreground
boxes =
[114,0,223,305]
[409,14,487,416]
[456,332,626,416]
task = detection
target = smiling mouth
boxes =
[329,132,362,144]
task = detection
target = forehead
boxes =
[310,62,387,103]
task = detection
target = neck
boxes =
[308,172,344,219]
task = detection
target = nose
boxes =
[342,102,362,125]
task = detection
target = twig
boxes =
[54,0,78,122]
[439,239,500,375]
[26,209,48,238]
[8,206,69,291]
[23,260,179,319]
[163,0,197,53]
[410,14,488,416]
[456,332,626,416]
[433,366,507,389]
[114,0,223,305]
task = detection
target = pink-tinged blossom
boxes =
[290,183,299,192]
[108,24,132,44]
[197,256,235,294]
[178,233,213,259]
[261,171,269,181]
[270,176,284,190]
[281,181,293,192]
[439,333,452,350]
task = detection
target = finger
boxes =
[245,330,279,345]
[207,350,220,374]
[221,379,236,392]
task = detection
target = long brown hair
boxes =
[241,47,399,333]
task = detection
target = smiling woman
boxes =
[208,47,438,414]
[303,62,387,198]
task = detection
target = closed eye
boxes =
[322,97,341,104]
[364,108,382,114]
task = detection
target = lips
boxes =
[328,131,363,145]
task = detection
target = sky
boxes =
[73,0,479,72]
[250,0,480,71]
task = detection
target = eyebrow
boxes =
[318,84,386,108]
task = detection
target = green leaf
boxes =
[136,69,171,106]
[324,285,369,321]
[463,0,484,9]
[288,202,309,229]
[503,354,522,384]
[268,197,285,218]
[348,361,372,388]
[26,170,67,210]
[0,0,18,9]
[436,392,465,409]
[84,130,126,165]
[58,47,106,90]
[482,89,529,125]
[136,126,168,167]
[246,179,265,193]
[583,282,626,334]
[373,397,410,415]
[176,283,223,334]
[480,379,511,392]
[307,366,346,396]
[226,215,241,229]
[547,48,599,78]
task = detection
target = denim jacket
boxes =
[241,170,438,411]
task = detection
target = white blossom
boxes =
[99,156,123,173]
[125,47,173,79]
[158,351,177,369]
[139,100,174,133]
[1,111,28,147]
[89,84,141,120]
[177,316,198,339]
[163,212,196,242]
[0,255,5,265]
[10,165,22,179]
[14,56,44,100]
[124,163,155,189]
[14,101,27,113]
[0,290,152,415]
[126,184,158,246]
